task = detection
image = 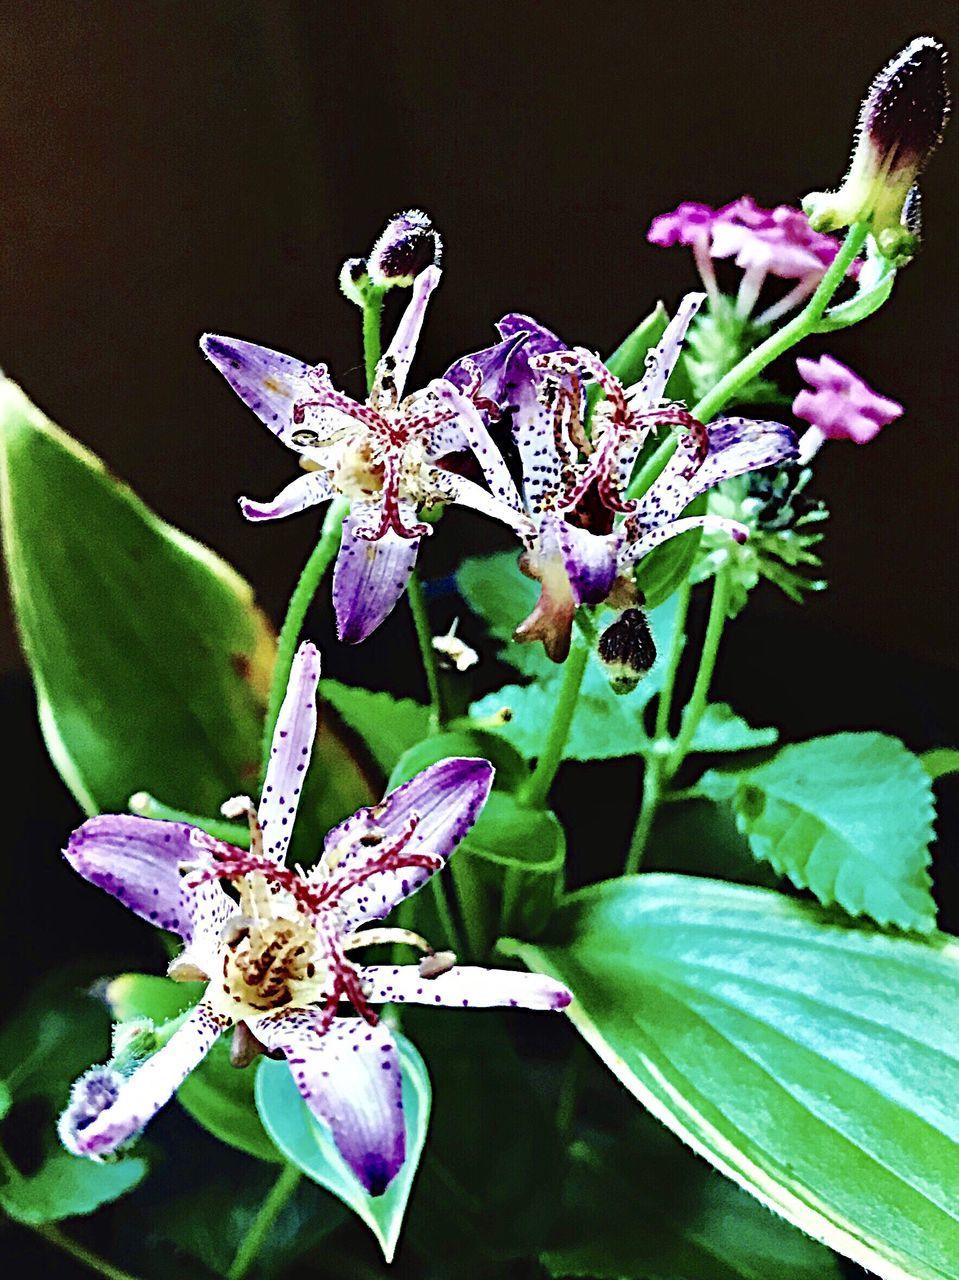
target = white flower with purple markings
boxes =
[58,642,570,1194]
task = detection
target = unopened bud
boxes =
[367,209,442,287]
[803,37,949,264]
[339,256,370,307]
[597,609,657,695]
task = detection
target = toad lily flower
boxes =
[201,266,516,643]
[59,642,570,1194]
[448,294,797,660]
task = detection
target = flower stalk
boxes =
[227,1164,303,1280]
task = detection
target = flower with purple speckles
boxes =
[649,196,861,324]
[58,641,570,1194]
[201,265,521,644]
[793,354,903,461]
[447,294,798,660]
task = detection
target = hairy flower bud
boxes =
[597,609,657,695]
[803,37,949,264]
[367,209,442,287]
[338,255,370,307]
[57,1065,124,1156]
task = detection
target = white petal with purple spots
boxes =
[357,964,572,1011]
[200,334,318,446]
[240,470,335,522]
[380,265,440,400]
[259,641,321,862]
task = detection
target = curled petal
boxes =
[430,469,533,538]
[426,380,523,514]
[626,291,705,411]
[619,513,749,569]
[380,265,440,400]
[358,964,572,1011]
[252,1012,405,1196]
[61,1004,226,1158]
[321,758,493,931]
[551,515,620,607]
[64,815,232,943]
[259,641,321,862]
[240,470,335,522]
[443,330,527,407]
[332,510,420,644]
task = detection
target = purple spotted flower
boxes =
[201,266,517,643]
[58,642,570,1194]
[794,354,903,461]
[448,294,797,659]
[649,196,861,324]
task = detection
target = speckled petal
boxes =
[321,757,493,931]
[62,1003,226,1158]
[626,292,705,411]
[357,964,572,1011]
[380,265,440,399]
[496,314,571,512]
[258,641,321,862]
[619,513,749,568]
[429,469,532,537]
[332,510,420,644]
[240,470,335,522]
[552,515,620,606]
[200,334,322,447]
[64,815,231,942]
[427,380,523,514]
[251,1012,405,1196]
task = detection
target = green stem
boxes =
[34,1225,143,1280]
[407,569,445,732]
[665,565,730,781]
[260,498,349,779]
[362,288,386,390]
[430,872,465,956]
[654,578,691,742]
[519,640,590,809]
[624,755,662,876]
[127,794,249,846]
[227,1164,302,1280]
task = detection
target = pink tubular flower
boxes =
[793,355,903,460]
[648,196,861,323]
[57,642,570,1194]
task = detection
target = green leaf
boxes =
[0,378,273,816]
[686,703,779,754]
[507,875,959,1280]
[104,971,281,1163]
[697,733,936,932]
[469,595,682,762]
[816,246,897,333]
[543,1112,843,1280]
[0,1150,147,1225]
[254,1033,430,1263]
[633,492,707,610]
[458,550,548,678]
[922,749,959,782]
[585,303,669,422]
[321,680,430,775]
[387,728,529,795]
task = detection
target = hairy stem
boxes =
[665,565,730,780]
[407,569,445,732]
[259,497,350,779]
[519,640,590,809]
[624,755,663,876]
[34,1225,143,1280]
[362,288,386,390]
[227,1164,302,1280]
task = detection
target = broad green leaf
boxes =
[387,728,529,795]
[321,680,430,775]
[686,703,778,754]
[633,492,707,609]
[0,378,371,838]
[469,595,682,762]
[255,1033,430,1263]
[507,875,959,1280]
[922,749,959,782]
[104,971,281,1163]
[697,733,936,932]
[543,1113,843,1280]
[458,550,548,678]
[0,1149,147,1225]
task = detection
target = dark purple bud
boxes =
[368,209,442,287]
[597,608,657,695]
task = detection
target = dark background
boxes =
[0,0,956,674]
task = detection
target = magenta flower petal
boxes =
[357,964,572,1011]
[252,1013,405,1196]
[794,355,903,445]
[321,757,493,931]
[240,470,335,522]
[64,815,230,940]
[647,202,717,247]
[332,511,421,645]
[259,641,321,862]
[200,334,317,445]
[60,1004,226,1158]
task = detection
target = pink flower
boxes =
[648,196,860,322]
[793,355,903,459]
